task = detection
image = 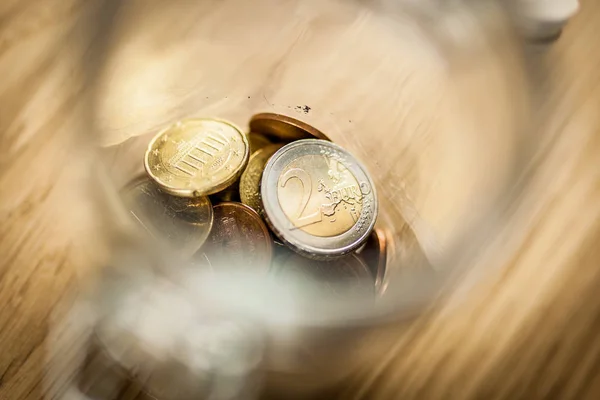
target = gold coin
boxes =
[239,144,283,215]
[248,132,273,153]
[145,118,249,197]
[249,113,330,141]
[121,177,213,258]
[209,178,241,203]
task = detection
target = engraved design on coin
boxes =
[262,139,378,258]
[277,153,364,237]
[145,119,249,197]
[166,130,230,178]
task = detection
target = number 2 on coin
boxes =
[280,168,322,229]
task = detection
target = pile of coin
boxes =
[122,113,385,295]
[74,113,387,400]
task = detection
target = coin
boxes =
[261,139,378,259]
[239,144,283,215]
[357,228,387,294]
[271,251,374,297]
[121,177,213,258]
[248,132,274,153]
[195,202,273,270]
[249,113,330,141]
[145,118,249,197]
[209,179,241,203]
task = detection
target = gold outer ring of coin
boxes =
[261,139,378,259]
[239,144,283,215]
[249,113,330,141]
[144,118,249,198]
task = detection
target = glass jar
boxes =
[46,1,532,399]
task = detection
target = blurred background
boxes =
[1,0,599,399]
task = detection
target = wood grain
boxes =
[0,0,599,399]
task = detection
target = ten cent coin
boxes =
[261,139,377,259]
[145,118,249,197]
[249,113,330,142]
[239,144,283,215]
[195,202,273,270]
[121,177,213,258]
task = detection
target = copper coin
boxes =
[196,202,273,270]
[357,228,388,294]
[249,113,330,142]
[248,131,274,153]
[271,251,375,297]
[239,144,283,215]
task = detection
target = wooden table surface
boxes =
[1,1,600,399]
